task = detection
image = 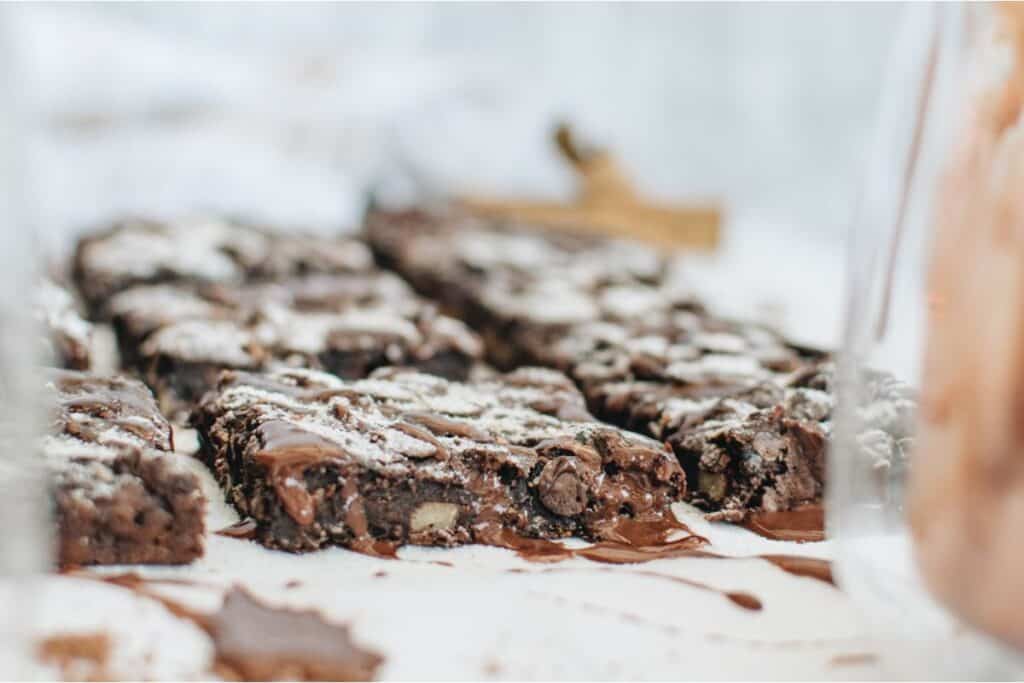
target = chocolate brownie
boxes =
[105,273,482,417]
[191,366,686,554]
[43,370,205,566]
[540,315,836,517]
[72,216,375,313]
[36,279,93,370]
[363,207,844,519]
[365,206,702,368]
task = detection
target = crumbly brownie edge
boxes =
[53,447,206,566]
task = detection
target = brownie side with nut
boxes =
[43,370,205,566]
[191,366,685,553]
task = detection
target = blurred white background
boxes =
[8,2,902,347]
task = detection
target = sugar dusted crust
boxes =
[43,370,205,566]
[72,216,374,312]
[192,366,685,553]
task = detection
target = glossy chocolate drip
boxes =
[254,420,349,527]
[475,517,834,586]
[390,421,449,460]
[757,554,833,584]
[474,524,576,562]
[739,503,825,542]
[50,370,173,452]
[402,411,492,442]
[341,477,399,559]
[577,516,708,564]
[215,519,258,540]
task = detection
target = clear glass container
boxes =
[0,6,51,678]
[831,2,1024,676]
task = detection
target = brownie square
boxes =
[363,206,845,519]
[365,206,701,369]
[191,366,685,554]
[105,273,483,418]
[44,370,205,566]
[72,216,375,314]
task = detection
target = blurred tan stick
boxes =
[460,123,721,251]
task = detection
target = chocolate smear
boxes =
[37,632,111,679]
[738,503,825,542]
[215,518,258,540]
[209,588,384,682]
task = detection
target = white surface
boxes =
[74,429,884,681]
[9,432,999,680]
[0,6,1002,679]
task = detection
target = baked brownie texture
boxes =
[364,207,840,519]
[191,366,686,553]
[72,216,375,314]
[542,317,836,518]
[105,273,483,417]
[36,279,93,370]
[43,370,204,566]
[364,206,702,369]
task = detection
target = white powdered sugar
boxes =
[83,218,250,284]
[107,285,224,325]
[143,320,258,366]
[599,285,671,321]
[664,353,767,384]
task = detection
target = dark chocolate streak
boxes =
[215,519,258,540]
[738,503,825,543]
[477,519,834,585]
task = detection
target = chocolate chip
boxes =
[537,458,588,516]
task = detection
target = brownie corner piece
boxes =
[44,369,205,566]
[72,215,374,312]
[48,438,206,566]
[192,366,686,555]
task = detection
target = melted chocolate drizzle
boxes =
[215,519,258,540]
[475,516,834,585]
[739,503,825,543]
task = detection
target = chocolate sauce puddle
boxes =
[474,516,834,585]
[79,573,384,680]
[475,516,709,564]
[738,503,825,543]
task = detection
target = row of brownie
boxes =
[364,207,915,519]
[38,208,914,565]
[36,214,691,563]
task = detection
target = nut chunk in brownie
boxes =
[191,366,685,554]
[104,272,483,418]
[72,216,375,312]
[35,279,93,370]
[43,370,204,566]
